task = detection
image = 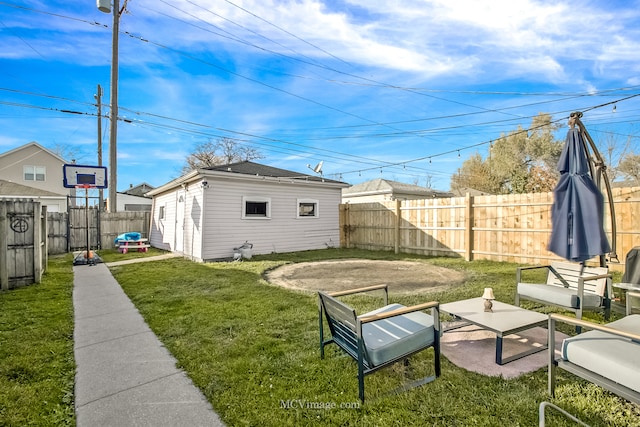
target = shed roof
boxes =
[204,161,345,183]
[343,178,453,198]
[147,161,348,196]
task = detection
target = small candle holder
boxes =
[482,287,495,312]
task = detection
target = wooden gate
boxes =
[69,206,99,251]
[0,199,47,290]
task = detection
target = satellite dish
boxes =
[307,161,323,175]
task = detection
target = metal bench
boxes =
[318,284,440,402]
[515,261,612,321]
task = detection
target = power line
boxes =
[221,0,354,69]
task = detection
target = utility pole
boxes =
[99,0,122,213]
[108,0,120,213]
[95,84,104,211]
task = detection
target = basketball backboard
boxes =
[63,164,108,189]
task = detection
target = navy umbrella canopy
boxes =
[547,123,611,263]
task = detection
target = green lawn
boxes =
[0,254,75,426]
[1,249,638,426]
[106,249,639,426]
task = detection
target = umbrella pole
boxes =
[569,112,618,266]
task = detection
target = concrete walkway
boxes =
[73,262,224,426]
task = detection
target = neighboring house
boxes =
[111,183,155,211]
[0,142,73,211]
[147,161,349,261]
[449,187,493,197]
[0,179,68,212]
[122,182,155,197]
[342,178,453,203]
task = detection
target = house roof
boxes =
[0,141,68,164]
[449,187,493,197]
[0,179,66,197]
[121,182,155,197]
[148,161,348,196]
[343,178,453,198]
[204,161,345,184]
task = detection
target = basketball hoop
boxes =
[64,164,107,266]
[63,164,107,189]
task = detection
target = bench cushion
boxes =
[361,304,435,367]
[561,315,640,393]
[517,282,602,309]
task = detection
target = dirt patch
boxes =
[265,259,466,294]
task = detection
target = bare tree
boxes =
[618,152,640,184]
[51,143,87,164]
[182,138,264,174]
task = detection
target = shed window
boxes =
[297,199,319,218]
[24,165,46,181]
[242,196,271,219]
[159,205,165,219]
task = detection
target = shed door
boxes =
[175,190,185,252]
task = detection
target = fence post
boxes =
[0,201,8,290]
[395,199,401,254]
[33,202,42,283]
[66,196,71,253]
[465,193,474,261]
[42,206,48,274]
[339,204,348,248]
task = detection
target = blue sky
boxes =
[1,0,640,192]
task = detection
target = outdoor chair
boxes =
[548,302,640,405]
[515,261,612,322]
[318,284,440,402]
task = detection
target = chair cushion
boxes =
[517,282,602,309]
[360,304,435,367]
[561,315,640,393]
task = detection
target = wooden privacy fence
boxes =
[0,199,47,290]
[47,211,68,254]
[95,211,150,250]
[44,209,151,254]
[340,186,640,272]
[65,208,151,251]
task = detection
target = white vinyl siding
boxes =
[200,180,341,260]
[149,182,205,260]
[0,143,70,204]
[182,186,204,260]
[149,192,176,252]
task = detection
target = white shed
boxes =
[146,161,349,261]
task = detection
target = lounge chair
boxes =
[318,284,440,402]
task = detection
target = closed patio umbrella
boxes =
[547,113,612,264]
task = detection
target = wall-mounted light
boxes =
[202,181,209,189]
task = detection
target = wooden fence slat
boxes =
[341,186,640,271]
